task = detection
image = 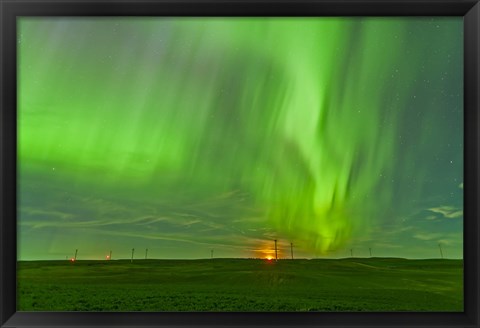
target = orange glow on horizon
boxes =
[253,241,281,259]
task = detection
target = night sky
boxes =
[18,17,463,260]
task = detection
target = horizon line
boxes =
[17,256,463,262]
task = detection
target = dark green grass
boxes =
[17,258,463,311]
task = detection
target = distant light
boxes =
[70,258,75,262]
[266,256,273,261]
[106,255,110,260]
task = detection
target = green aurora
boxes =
[18,17,463,260]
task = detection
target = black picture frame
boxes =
[1,0,479,327]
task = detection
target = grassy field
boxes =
[17,258,463,312]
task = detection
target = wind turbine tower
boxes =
[438,243,444,259]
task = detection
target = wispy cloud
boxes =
[20,207,75,221]
[427,206,463,219]
[438,238,462,246]
[413,232,443,241]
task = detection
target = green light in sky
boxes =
[18,17,463,260]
